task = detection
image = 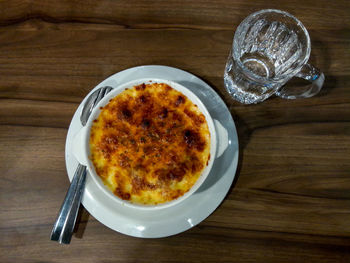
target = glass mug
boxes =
[224,9,325,104]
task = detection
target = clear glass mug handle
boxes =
[276,63,325,99]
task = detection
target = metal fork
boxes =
[50,86,113,244]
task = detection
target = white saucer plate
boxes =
[65,65,239,238]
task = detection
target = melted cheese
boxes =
[89,82,210,205]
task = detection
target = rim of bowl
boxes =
[83,78,217,210]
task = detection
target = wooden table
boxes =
[1,1,349,262]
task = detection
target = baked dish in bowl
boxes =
[73,79,217,209]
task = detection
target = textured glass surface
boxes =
[224,9,322,104]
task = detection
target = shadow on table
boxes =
[225,110,251,196]
[73,205,90,239]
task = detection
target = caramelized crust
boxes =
[89,82,211,205]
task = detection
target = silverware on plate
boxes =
[50,86,113,244]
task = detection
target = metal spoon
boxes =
[50,86,113,244]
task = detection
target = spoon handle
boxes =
[50,164,87,244]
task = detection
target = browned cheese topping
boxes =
[89,82,211,205]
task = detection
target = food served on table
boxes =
[89,82,211,205]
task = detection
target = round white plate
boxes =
[65,65,239,238]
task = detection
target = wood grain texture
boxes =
[0,0,349,262]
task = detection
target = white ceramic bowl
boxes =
[73,78,219,210]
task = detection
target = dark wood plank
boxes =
[0,0,349,30]
[1,123,349,262]
[0,21,349,130]
[0,99,77,128]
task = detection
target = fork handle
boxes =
[50,164,87,244]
